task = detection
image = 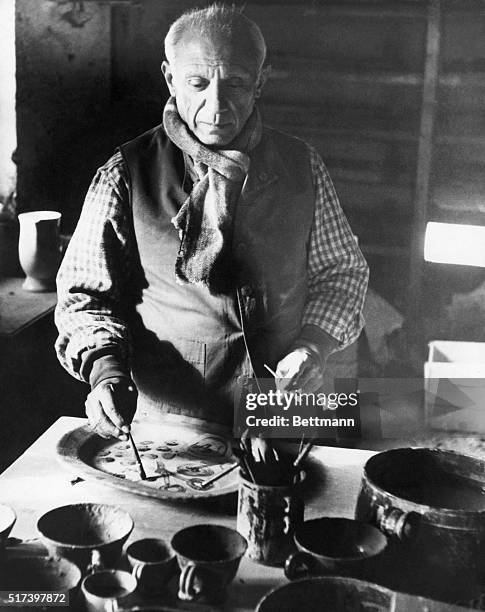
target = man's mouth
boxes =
[198,121,233,130]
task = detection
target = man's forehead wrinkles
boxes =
[179,61,252,75]
[202,60,232,67]
[173,42,257,75]
[183,61,232,68]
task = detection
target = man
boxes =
[55,4,369,441]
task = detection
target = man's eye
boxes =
[227,78,244,88]
[187,78,207,89]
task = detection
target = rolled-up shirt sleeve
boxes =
[55,152,135,382]
[303,145,369,348]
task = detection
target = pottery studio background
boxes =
[1,0,485,468]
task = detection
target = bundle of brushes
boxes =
[233,433,314,487]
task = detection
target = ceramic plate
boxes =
[56,416,238,501]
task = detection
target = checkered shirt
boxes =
[55,143,369,381]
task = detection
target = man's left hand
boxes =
[275,348,324,394]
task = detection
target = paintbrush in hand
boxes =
[127,431,147,480]
[106,382,144,479]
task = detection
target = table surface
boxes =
[0,277,56,337]
[0,417,469,611]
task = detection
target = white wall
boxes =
[0,0,16,211]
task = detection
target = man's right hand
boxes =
[85,377,138,440]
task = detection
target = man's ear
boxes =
[255,64,271,99]
[161,61,176,96]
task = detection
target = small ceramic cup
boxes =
[126,538,176,594]
[81,569,137,612]
[171,524,247,604]
[284,517,388,582]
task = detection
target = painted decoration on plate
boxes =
[89,425,234,494]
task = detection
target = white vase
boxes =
[18,210,62,292]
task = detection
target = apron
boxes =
[120,125,315,427]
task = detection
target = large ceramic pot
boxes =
[355,447,485,603]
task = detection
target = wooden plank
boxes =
[245,0,428,7]
[270,120,418,144]
[407,0,442,322]
[0,278,56,337]
[265,103,419,127]
[440,72,485,87]
[335,181,415,211]
[362,245,410,258]
[160,0,428,8]
[269,55,424,86]
[300,3,428,18]
[438,134,485,146]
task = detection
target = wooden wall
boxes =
[14,0,485,360]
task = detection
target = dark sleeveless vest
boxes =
[120,125,315,426]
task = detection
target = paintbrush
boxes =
[238,440,257,483]
[106,383,146,480]
[263,363,278,378]
[290,440,315,485]
[200,463,239,489]
[298,433,305,455]
[293,440,314,470]
[232,446,255,483]
[127,431,147,480]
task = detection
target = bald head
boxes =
[164,4,267,74]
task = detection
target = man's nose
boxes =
[204,79,228,121]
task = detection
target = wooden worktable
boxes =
[0,417,471,611]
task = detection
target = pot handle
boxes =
[284,551,316,581]
[131,562,143,582]
[376,506,420,540]
[103,600,119,612]
[178,564,199,601]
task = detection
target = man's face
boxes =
[162,33,264,147]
